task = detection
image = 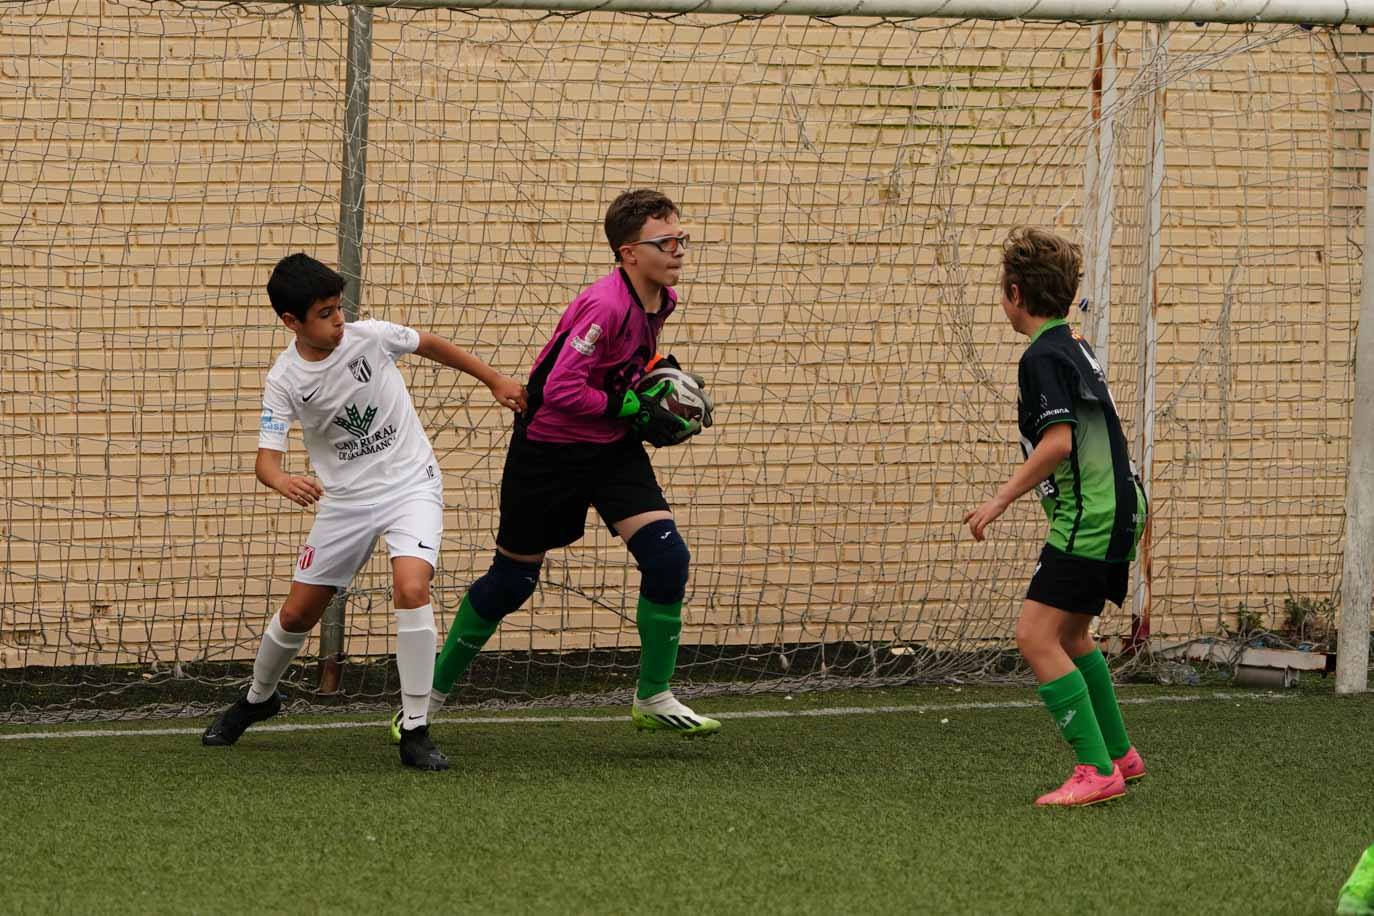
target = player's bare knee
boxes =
[279,585,334,632]
[279,604,321,633]
[1015,618,1054,657]
[393,580,431,610]
[627,519,690,605]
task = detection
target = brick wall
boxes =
[0,5,1363,672]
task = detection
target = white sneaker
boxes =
[631,691,721,738]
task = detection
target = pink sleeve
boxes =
[539,295,617,417]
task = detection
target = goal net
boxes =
[1,0,1365,720]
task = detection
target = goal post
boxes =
[284,0,1374,23]
[317,4,376,691]
[1337,89,1374,696]
[1,0,1371,721]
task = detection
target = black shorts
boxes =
[496,429,670,555]
[1026,543,1130,617]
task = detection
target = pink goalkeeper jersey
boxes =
[521,268,677,444]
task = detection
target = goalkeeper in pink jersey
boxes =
[389,189,720,740]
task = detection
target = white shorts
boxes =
[293,480,444,588]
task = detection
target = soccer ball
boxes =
[635,365,713,428]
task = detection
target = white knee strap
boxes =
[395,604,436,634]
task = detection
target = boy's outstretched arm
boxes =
[414,332,527,412]
[963,422,1072,542]
[256,448,324,508]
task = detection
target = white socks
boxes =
[428,688,449,718]
[247,605,439,724]
[395,604,438,729]
[247,612,308,704]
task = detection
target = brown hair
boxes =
[1000,227,1082,319]
[604,189,679,262]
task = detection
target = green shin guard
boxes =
[635,596,683,700]
[1073,648,1132,759]
[1037,669,1113,776]
[432,594,500,694]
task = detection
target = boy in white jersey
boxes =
[201,253,525,771]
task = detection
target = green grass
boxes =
[2,684,1368,915]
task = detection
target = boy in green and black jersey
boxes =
[964,227,1147,807]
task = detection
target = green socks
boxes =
[1036,649,1132,774]
[635,596,683,700]
[432,594,500,694]
[1037,669,1113,776]
[435,593,684,700]
[1074,648,1132,759]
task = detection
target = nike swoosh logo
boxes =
[659,531,671,540]
[418,540,435,550]
[406,714,424,722]
[302,387,321,402]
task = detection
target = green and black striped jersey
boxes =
[1016,318,1147,563]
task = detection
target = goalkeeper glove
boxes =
[659,353,707,390]
[656,354,714,428]
[606,382,701,447]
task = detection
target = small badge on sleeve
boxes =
[260,410,287,435]
[570,323,603,356]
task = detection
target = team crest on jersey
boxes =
[348,356,372,383]
[570,323,602,356]
[332,403,377,438]
[298,545,316,570]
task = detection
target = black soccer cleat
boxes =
[201,691,283,746]
[398,724,450,772]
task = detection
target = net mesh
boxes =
[0,2,1365,720]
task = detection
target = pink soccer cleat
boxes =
[1114,747,1146,783]
[1035,764,1127,808]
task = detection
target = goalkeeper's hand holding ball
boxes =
[607,381,701,447]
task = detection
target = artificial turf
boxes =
[2,684,1368,915]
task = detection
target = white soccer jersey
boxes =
[258,319,440,503]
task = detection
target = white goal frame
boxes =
[294,0,1374,691]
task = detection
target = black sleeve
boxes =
[1018,353,1078,435]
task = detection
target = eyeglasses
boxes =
[626,233,690,254]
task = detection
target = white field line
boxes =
[0,690,1293,742]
